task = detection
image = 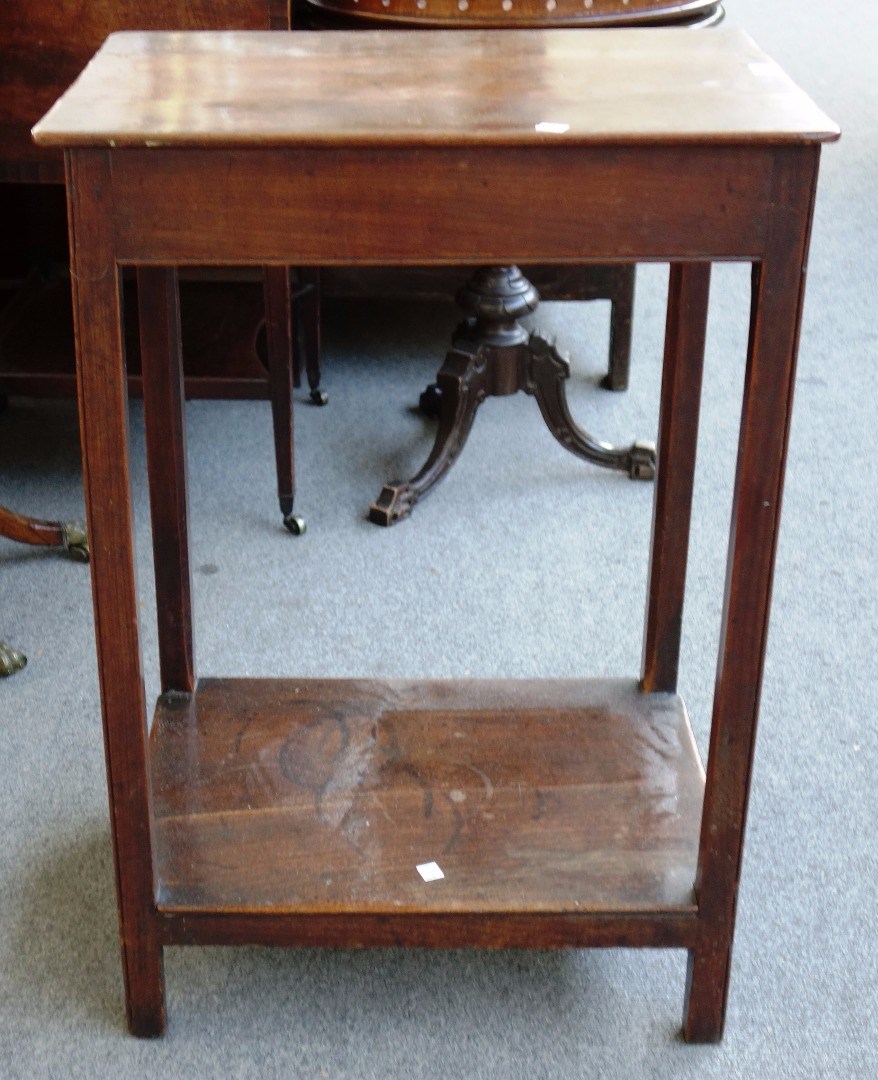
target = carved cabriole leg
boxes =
[0,505,89,561]
[0,642,27,676]
[641,263,711,693]
[684,147,821,1043]
[67,149,165,1037]
[526,332,656,479]
[368,344,488,526]
[138,266,196,694]
[375,264,656,525]
[263,267,305,535]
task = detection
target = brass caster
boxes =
[283,514,306,536]
[310,389,328,406]
[629,441,657,481]
[61,521,90,562]
[419,383,442,418]
[0,642,27,677]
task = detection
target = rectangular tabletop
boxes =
[32,28,839,149]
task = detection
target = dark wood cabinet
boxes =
[1,1,290,181]
[0,3,291,399]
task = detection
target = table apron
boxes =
[94,144,782,266]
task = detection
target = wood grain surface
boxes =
[641,262,711,693]
[151,677,705,916]
[32,29,839,148]
[684,145,822,1043]
[66,149,166,1036]
[138,266,197,695]
[107,145,777,266]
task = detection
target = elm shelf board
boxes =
[151,676,706,948]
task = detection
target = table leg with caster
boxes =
[297,268,327,406]
[263,266,306,535]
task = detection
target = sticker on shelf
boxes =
[416,861,445,882]
[534,121,570,134]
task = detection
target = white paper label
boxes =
[535,121,571,135]
[416,861,445,882]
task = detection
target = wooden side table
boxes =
[33,28,838,1040]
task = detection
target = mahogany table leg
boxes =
[298,267,326,406]
[683,147,820,1042]
[641,263,711,693]
[601,264,635,392]
[138,266,196,694]
[67,149,165,1037]
[263,266,305,534]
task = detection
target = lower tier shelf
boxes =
[151,678,705,937]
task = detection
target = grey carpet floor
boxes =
[1,1,875,1075]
